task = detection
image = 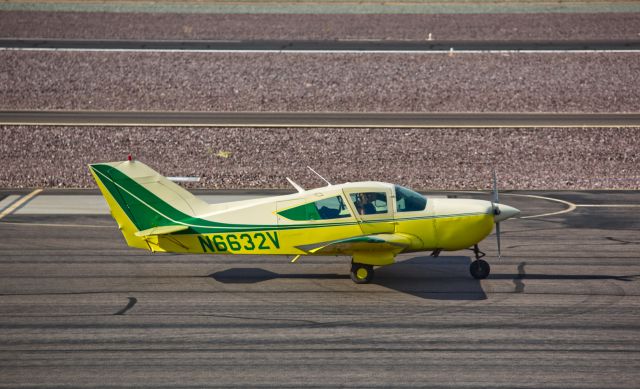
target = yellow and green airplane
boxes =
[89,159,520,284]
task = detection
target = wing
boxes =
[298,233,414,256]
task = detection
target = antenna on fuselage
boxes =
[286,177,305,193]
[307,166,332,186]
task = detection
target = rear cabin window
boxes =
[350,192,388,215]
[278,196,351,221]
[395,185,427,212]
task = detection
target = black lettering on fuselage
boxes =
[199,231,280,253]
[240,233,255,250]
[265,231,280,249]
[198,236,215,253]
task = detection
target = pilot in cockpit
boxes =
[358,193,377,215]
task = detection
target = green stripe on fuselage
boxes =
[90,163,490,234]
[91,164,175,231]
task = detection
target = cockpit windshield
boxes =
[395,185,427,212]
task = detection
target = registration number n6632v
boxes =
[197,232,280,253]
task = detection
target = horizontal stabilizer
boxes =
[134,225,189,237]
[167,176,201,183]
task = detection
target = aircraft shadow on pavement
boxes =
[492,273,637,282]
[373,256,487,300]
[210,256,487,301]
[210,268,349,283]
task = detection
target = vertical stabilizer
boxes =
[89,160,210,250]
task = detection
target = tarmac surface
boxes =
[0,191,639,388]
[3,111,640,128]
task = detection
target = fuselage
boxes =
[140,182,515,256]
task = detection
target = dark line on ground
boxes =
[1,291,637,297]
[606,236,640,245]
[0,348,638,355]
[1,323,639,331]
[113,297,137,315]
[2,39,640,51]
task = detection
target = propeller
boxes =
[491,169,502,259]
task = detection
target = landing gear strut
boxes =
[350,263,374,284]
[469,244,490,279]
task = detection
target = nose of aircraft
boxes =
[494,204,521,222]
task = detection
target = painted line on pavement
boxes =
[575,204,640,207]
[0,195,21,213]
[0,221,113,228]
[0,189,43,220]
[456,191,579,219]
[516,196,640,219]
[508,193,577,219]
[5,111,640,128]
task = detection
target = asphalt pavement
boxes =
[0,191,639,388]
[3,39,639,52]
[2,111,640,128]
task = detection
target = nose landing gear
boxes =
[469,244,490,279]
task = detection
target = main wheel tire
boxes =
[350,264,374,284]
[470,259,490,279]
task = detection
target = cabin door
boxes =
[342,189,395,235]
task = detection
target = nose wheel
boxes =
[470,259,490,279]
[350,263,374,284]
[469,244,491,279]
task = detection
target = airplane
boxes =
[89,159,520,284]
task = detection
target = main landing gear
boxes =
[469,244,490,279]
[350,263,374,284]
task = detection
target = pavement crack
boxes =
[606,237,640,245]
[114,297,137,315]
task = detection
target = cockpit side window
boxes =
[278,195,351,221]
[314,196,351,219]
[350,192,388,215]
[395,185,427,212]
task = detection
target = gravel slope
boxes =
[1,126,638,190]
[1,11,639,41]
[2,51,639,113]
[1,12,638,190]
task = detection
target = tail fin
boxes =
[89,160,210,250]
